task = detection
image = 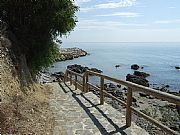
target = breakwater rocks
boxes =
[55,47,88,61]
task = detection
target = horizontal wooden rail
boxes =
[66,69,83,78]
[87,70,180,106]
[71,79,83,90]
[64,69,180,135]
[87,82,100,90]
[103,91,126,106]
[87,82,127,106]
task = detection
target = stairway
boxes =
[49,82,149,135]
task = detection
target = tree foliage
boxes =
[0,0,78,73]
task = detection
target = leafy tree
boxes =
[0,0,78,73]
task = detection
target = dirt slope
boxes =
[0,33,54,134]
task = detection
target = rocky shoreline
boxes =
[89,81,180,134]
[55,47,88,61]
[43,47,180,135]
[49,63,180,134]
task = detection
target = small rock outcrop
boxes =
[126,74,149,87]
[115,65,120,68]
[131,64,140,70]
[175,66,180,70]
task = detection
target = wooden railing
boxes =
[64,69,180,135]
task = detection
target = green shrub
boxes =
[0,0,78,74]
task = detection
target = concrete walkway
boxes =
[49,82,149,135]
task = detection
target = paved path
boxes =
[49,82,149,135]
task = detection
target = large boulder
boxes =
[67,64,102,75]
[67,64,86,73]
[134,71,150,78]
[131,64,140,70]
[126,74,149,87]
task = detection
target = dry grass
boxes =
[0,46,55,134]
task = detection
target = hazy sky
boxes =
[62,0,180,42]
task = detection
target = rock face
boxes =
[126,74,149,87]
[131,64,140,70]
[56,47,87,61]
[134,71,150,78]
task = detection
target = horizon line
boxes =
[62,41,180,43]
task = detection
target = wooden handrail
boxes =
[86,70,180,105]
[66,69,84,78]
[64,69,180,135]
[103,91,126,106]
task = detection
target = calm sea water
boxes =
[49,42,180,92]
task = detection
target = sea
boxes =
[48,42,180,92]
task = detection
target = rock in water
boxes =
[126,74,149,87]
[67,64,87,74]
[134,71,150,78]
[67,64,102,74]
[131,64,140,70]
[115,65,120,68]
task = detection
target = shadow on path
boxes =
[59,82,128,135]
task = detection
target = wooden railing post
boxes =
[70,72,72,85]
[126,87,133,127]
[82,74,85,92]
[85,71,89,92]
[100,77,104,105]
[75,75,77,90]
[64,71,67,83]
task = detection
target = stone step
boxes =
[49,82,149,135]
